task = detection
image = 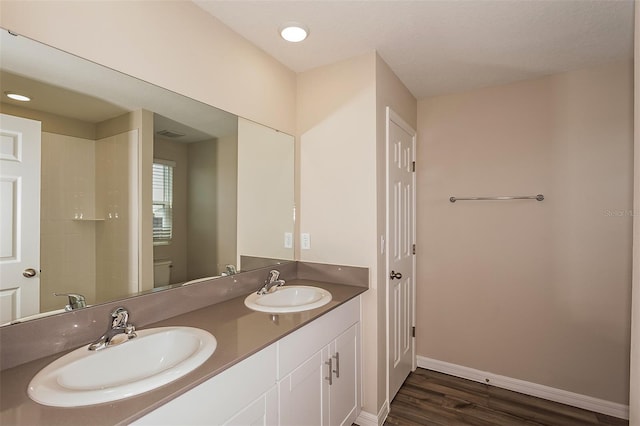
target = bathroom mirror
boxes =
[0,29,294,325]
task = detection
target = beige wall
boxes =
[154,136,238,282]
[297,52,379,414]
[0,0,296,135]
[96,109,153,293]
[417,61,634,405]
[237,118,294,266]
[95,129,139,303]
[187,139,223,279]
[0,103,95,140]
[214,134,239,273]
[629,5,639,425]
[154,138,189,284]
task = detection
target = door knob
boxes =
[23,268,37,278]
[389,270,402,280]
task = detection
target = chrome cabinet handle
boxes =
[332,352,340,379]
[23,268,37,278]
[325,358,333,385]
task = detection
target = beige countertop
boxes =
[0,280,366,426]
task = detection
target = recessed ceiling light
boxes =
[5,92,31,102]
[279,22,309,43]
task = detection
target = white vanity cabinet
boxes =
[224,387,278,426]
[278,325,359,426]
[132,297,360,426]
[278,299,360,426]
[132,344,278,426]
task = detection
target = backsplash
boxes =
[0,261,367,371]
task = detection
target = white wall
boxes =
[417,61,634,405]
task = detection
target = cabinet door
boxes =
[329,323,359,426]
[279,349,328,426]
[224,386,277,426]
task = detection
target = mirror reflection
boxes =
[152,113,238,286]
[0,29,294,325]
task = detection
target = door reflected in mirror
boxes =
[0,29,294,325]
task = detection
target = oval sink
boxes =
[28,326,216,407]
[244,285,332,313]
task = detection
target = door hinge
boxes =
[412,161,416,172]
[412,326,415,338]
[412,244,416,255]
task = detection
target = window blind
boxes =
[152,160,174,242]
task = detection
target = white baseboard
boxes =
[417,356,629,420]
[355,401,389,426]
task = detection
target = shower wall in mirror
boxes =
[0,29,295,324]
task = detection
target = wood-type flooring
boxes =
[383,369,628,426]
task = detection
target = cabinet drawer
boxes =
[278,297,359,379]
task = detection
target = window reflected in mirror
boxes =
[152,159,175,244]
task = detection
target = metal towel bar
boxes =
[449,194,544,203]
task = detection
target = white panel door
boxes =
[386,108,416,402]
[0,113,41,323]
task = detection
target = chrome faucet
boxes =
[54,292,87,311]
[88,307,137,351]
[225,264,237,275]
[257,270,285,295]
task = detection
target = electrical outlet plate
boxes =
[301,233,311,250]
[284,232,293,249]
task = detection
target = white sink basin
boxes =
[244,285,332,313]
[28,326,217,407]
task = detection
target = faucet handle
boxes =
[110,307,130,328]
[266,270,280,283]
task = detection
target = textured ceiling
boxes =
[194,0,635,99]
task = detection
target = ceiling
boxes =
[194,0,635,99]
